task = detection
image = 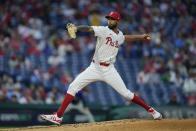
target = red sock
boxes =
[131,94,150,111]
[57,93,74,118]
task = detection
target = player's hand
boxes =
[67,23,77,39]
[143,34,151,40]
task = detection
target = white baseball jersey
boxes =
[91,26,125,64]
[67,25,134,103]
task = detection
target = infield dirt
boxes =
[5,119,196,131]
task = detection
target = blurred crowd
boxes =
[0,0,196,105]
[0,73,64,104]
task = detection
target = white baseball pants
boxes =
[67,62,134,100]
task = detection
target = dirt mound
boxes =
[8,119,196,131]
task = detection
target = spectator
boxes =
[169,70,183,87]
[0,83,8,103]
[46,92,58,104]
[5,77,15,90]
[162,39,175,59]
[46,87,63,104]
[183,71,196,94]
[58,34,74,56]
[11,77,22,100]
[68,39,81,52]
[9,55,18,69]
[50,33,61,49]
[184,53,196,72]
[0,47,4,57]
[149,68,160,84]
[18,87,34,104]
[187,92,196,106]
[27,42,41,55]
[48,51,65,67]
[10,30,22,51]
[17,54,32,70]
[0,91,8,103]
[137,68,150,84]
[152,38,166,57]
[10,94,18,104]
[176,62,188,78]
[168,93,180,105]
[174,32,186,49]
[30,67,44,84]
[33,89,44,104]
[189,43,196,55]
[61,71,73,84]
[37,84,47,101]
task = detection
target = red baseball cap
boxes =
[105,12,121,21]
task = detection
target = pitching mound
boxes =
[8,119,196,131]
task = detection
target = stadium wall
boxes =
[0,104,195,126]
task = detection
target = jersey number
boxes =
[106,37,119,48]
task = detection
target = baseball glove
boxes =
[67,23,77,39]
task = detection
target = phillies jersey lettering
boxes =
[91,26,125,63]
[106,37,119,48]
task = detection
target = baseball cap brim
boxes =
[105,16,118,20]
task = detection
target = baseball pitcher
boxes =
[41,12,162,125]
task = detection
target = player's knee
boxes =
[67,82,79,96]
[124,90,134,100]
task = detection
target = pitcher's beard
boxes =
[108,24,117,30]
